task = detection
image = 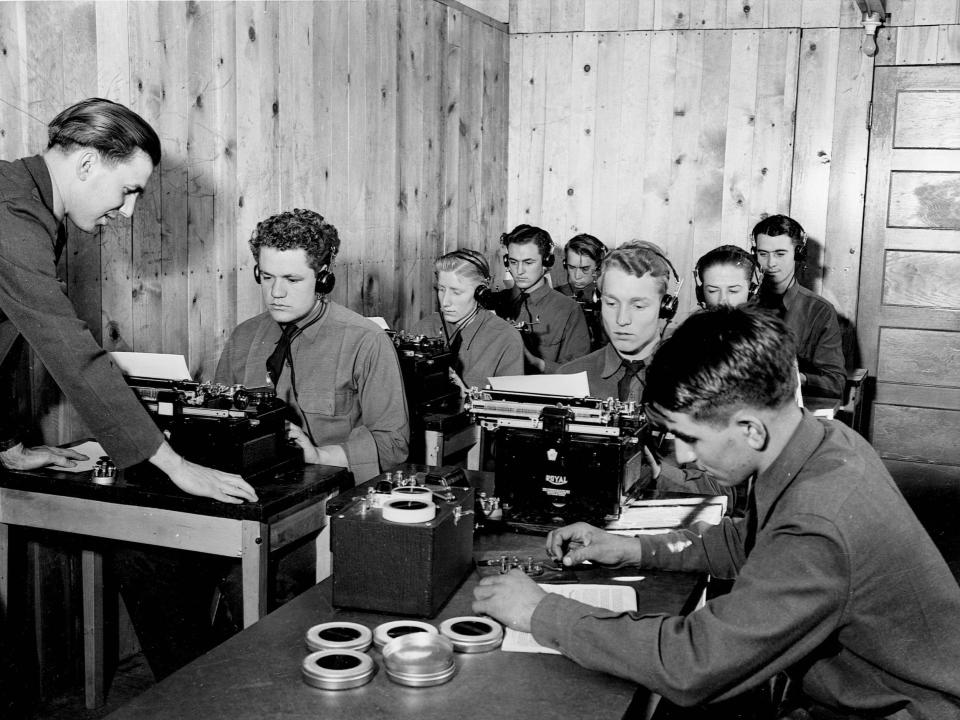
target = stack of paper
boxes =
[501,583,639,654]
[605,494,727,532]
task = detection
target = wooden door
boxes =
[860,65,960,474]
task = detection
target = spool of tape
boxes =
[301,649,376,690]
[439,616,503,653]
[382,498,436,524]
[373,620,438,651]
[305,622,373,653]
[390,485,433,501]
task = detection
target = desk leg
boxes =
[81,549,104,709]
[240,521,268,628]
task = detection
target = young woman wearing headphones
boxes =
[412,249,524,390]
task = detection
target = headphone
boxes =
[500,225,556,268]
[624,242,681,320]
[443,249,496,309]
[562,234,607,273]
[693,245,762,305]
[253,258,336,296]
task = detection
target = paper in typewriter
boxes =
[501,583,639,654]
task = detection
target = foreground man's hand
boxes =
[150,441,257,503]
[472,569,546,633]
[0,442,88,471]
[545,522,639,567]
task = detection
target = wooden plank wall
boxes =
[0,0,508,442]
[505,0,959,368]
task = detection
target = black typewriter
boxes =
[126,377,298,477]
[465,388,648,534]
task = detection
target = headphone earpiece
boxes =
[693,267,705,307]
[542,244,555,268]
[642,248,680,320]
[474,284,496,310]
[794,235,808,263]
[253,263,336,295]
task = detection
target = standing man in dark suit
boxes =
[0,98,256,502]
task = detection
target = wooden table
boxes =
[0,460,350,708]
[103,528,704,719]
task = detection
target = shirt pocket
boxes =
[295,385,336,417]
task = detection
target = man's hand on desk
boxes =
[472,569,546,633]
[285,422,348,467]
[149,441,257,504]
[546,523,641,568]
[0,442,88,470]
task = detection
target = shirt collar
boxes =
[510,281,552,302]
[600,343,625,379]
[781,279,801,310]
[753,409,824,527]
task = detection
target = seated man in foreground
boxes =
[474,306,960,718]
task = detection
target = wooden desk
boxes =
[0,462,350,708]
[103,559,703,720]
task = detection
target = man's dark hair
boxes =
[645,305,798,426]
[500,224,555,261]
[751,214,805,247]
[565,233,606,264]
[249,208,340,273]
[47,98,161,167]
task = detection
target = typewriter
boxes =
[465,388,648,534]
[126,377,298,477]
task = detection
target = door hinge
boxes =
[866,100,873,131]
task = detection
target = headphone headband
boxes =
[444,249,491,281]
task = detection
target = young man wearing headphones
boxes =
[556,233,608,351]
[115,210,411,681]
[215,208,409,484]
[752,214,845,399]
[558,241,731,505]
[493,224,591,373]
[412,249,524,389]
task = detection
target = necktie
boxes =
[617,359,646,402]
[266,322,299,387]
[448,331,464,378]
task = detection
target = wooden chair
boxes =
[837,368,869,437]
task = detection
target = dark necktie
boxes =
[448,331,464,378]
[512,289,531,322]
[617,359,646,402]
[266,322,299,387]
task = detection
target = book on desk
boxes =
[605,493,727,535]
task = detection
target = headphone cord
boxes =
[284,297,327,448]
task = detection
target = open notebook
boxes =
[502,582,641,654]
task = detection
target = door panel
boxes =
[860,65,960,469]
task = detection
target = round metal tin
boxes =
[438,616,503,653]
[382,498,436,524]
[305,621,373,653]
[384,662,458,688]
[381,632,455,679]
[390,485,433,501]
[301,650,376,690]
[373,620,438,651]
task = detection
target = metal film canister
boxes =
[305,621,373,653]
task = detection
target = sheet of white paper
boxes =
[111,352,192,381]
[52,440,107,474]
[366,316,390,331]
[501,583,639,654]
[487,372,590,397]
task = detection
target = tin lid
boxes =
[301,650,376,690]
[381,632,455,677]
[373,620,438,650]
[438,616,503,653]
[390,485,433,501]
[305,622,373,653]
[382,498,436,524]
[384,662,458,687]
